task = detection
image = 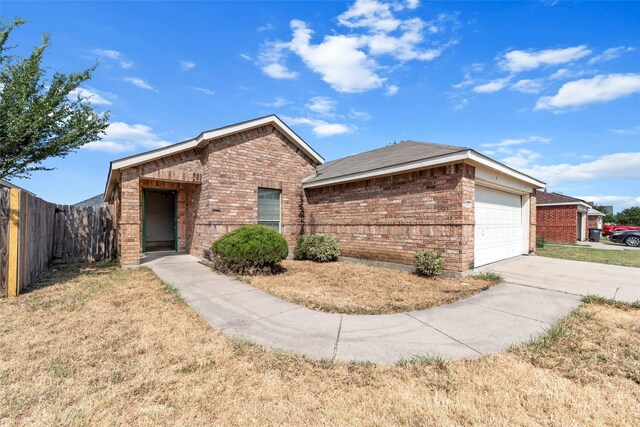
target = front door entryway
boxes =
[142,189,177,252]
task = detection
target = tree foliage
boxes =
[0,19,109,179]
[616,207,640,226]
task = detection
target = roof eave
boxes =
[303,149,546,190]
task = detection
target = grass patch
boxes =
[537,244,640,268]
[472,271,504,283]
[1,263,639,425]
[244,260,498,314]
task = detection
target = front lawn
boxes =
[244,260,498,314]
[538,244,640,268]
[1,264,639,425]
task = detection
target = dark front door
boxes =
[142,189,177,252]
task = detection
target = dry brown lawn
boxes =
[1,263,639,426]
[245,260,497,314]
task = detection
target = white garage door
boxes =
[474,186,523,267]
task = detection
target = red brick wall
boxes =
[587,215,603,229]
[536,205,577,244]
[303,163,476,272]
[189,124,318,257]
[115,125,317,264]
[529,193,537,253]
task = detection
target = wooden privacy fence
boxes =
[0,187,116,298]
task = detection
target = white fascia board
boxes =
[302,151,470,188]
[110,138,199,171]
[466,151,546,188]
[303,149,546,190]
[537,201,592,209]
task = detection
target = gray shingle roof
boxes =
[304,141,469,184]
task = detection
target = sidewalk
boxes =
[146,254,580,364]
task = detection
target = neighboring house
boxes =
[74,193,107,208]
[0,179,34,196]
[104,115,545,272]
[587,208,605,229]
[536,191,592,243]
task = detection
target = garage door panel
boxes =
[475,186,523,267]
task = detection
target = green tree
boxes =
[616,206,640,226]
[0,19,109,179]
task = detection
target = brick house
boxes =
[104,115,545,272]
[536,191,594,243]
[587,208,605,229]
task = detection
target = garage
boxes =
[474,186,524,267]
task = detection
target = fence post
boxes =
[7,188,20,297]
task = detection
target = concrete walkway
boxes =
[475,255,640,303]
[146,254,585,364]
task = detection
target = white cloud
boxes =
[574,195,640,211]
[502,148,542,169]
[549,68,591,80]
[406,0,420,9]
[191,87,216,96]
[83,122,171,153]
[588,46,634,64]
[289,20,385,93]
[518,152,640,186]
[349,108,372,120]
[258,1,457,93]
[261,96,289,108]
[610,125,640,135]
[179,60,196,70]
[306,96,337,116]
[283,116,353,137]
[385,84,399,95]
[92,49,134,69]
[482,135,551,149]
[262,63,298,79]
[511,79,543,94]
[337,0,402,32]
[257,23,275,32]
[536,73,640,110]
[500,45,592,73]
[258,41,299,79]
[123,77,154,90]
[69,87,113,105]
[240,53,252,61]
[473,77,510,93]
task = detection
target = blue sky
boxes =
[3,0,639,211]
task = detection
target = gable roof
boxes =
[306,141,468,184]
[536,191,591,208]
[303,140,545,189]
[104,115,324,200]
[588,208,605,216]
[75,193,107,208]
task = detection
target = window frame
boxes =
[257,187,282,233]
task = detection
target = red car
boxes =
[603,223,640,236]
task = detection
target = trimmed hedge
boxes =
[415,251,444,277]
[294,234,340,262]
[210,225,288,275]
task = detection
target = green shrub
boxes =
[473,272,503,283]
[294,234,340,262]
[415,251,444,277]
[210,225,288,275]
[536,236,545,248]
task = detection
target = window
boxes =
[258,188,281,232]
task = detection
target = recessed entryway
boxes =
[143,189,177,252]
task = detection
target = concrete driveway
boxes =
[147,255,583,365]
[475,255,640,303]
